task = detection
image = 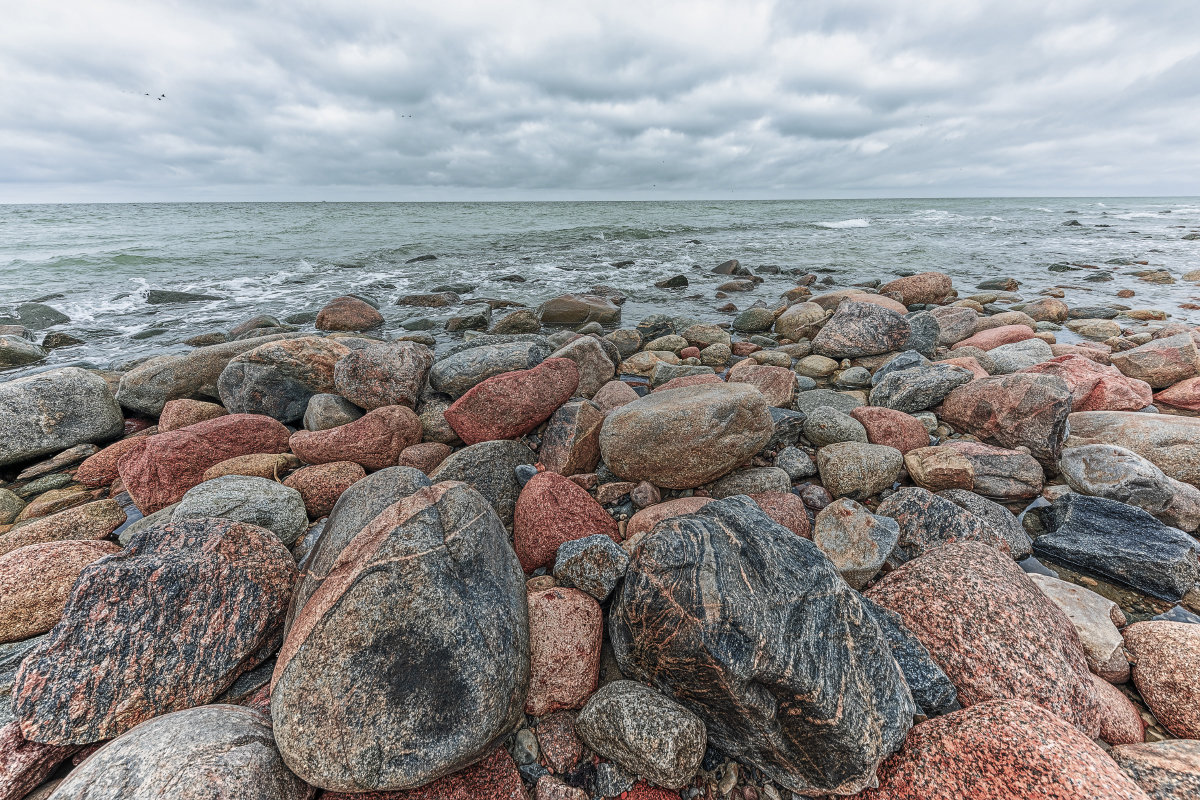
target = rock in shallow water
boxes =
[610,496,914,796]
[0,368,124,468]
[271,482,529,792]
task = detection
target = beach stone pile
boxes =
[1,267,1200,799]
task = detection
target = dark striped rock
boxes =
[1111,740,1200,800]
[859,596,959,719]
[868,364,974,414]
[217,336,351,423]
[867,542,1102,737]
[610,496,914,796]
[938,373,1072,465]
[271,482,529,792]
[47,705,313,800]
[875,487,1011,567]
[811,300,912,359]
[429,340,552,398]
[0,721,80,800]
[1033,494,1200,601]
[428,440,536,524]
[12,517,296,745]
[937,489,1032,559]
[333,342,434,410]
[0,368,124,468]
[1,636,46,729]
[117,413,292,514]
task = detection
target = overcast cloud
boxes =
[2,0,1199,201]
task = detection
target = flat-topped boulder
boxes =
[1064,411,1200,488]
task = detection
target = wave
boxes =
[816,219,870,229]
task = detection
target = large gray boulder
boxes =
[174,476,309,546]
[218,337,350,424]
[0,368,123,467]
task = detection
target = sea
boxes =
[2,198,1199,375]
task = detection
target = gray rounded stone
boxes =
[303,394,364,431]
[816,442,904,500]
[552,534,630,601]
[775,446,818,480]
[708,467,792,498]
[0,368,124,467]
[804,407,868,447]
[429,340,551,398]
[174,475,309,546]
[428,440,537,524]
[0,335,47,368]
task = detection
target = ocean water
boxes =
[2,198,1199,374]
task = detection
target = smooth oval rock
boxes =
[513,471,619,573]
[1123,621,1200,739]
[443,358,579,445]
[0,541,121,644]
[290,405,422,471]
[173,475,308,546]
[0,368,124,468]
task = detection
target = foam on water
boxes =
[816,218,870,228]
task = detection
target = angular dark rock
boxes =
[552,534,630,601]
[428,440,536,524]
[859,595,960,718]
[539,400,605,476]
[271,482,529,792]
[811,300,912,359]
[868,364,974,413]
[13,517,297,745]
[876,487,1012,567]
[937,488,1032,559]
[610,496,914,795]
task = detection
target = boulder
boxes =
[1021,354,1152,411]
[879,272,953,305]
[811,498,899,589]
[1110,740,1200,800]
[987,338,1054,374]
[1109,333,1200,388]
[867,542,1101,736]
[333,342,434,410]
[553,534,629,601]
[811,300,911,359]
[625,497,713,539]
[283,462,367,518]
[550,337,615,398]
[727,363,797,408]
[856,701,1149,800]
[217,336,350,423]
[444,358,579,444]
[1064,410,1200,488]
[941,440,1044,501]
[1023,297,1070,323]
[849,407,929,454]
[1154,375,1200,414]
[538,294,621,326]
[428,440,535,524]
[0,368,123,467]
[0,335,46,368]
[1090,673,1145,746]
[0,302,69,330]
[202,452,301,482]
[513,471,619,573]
[869,363,974,413]
[876,487,1011,567]
[803,406,867,446]
[302,394,363,431]
[315,295,384,331]
[117,414,291,514]
[708,467,791,499]
[1123,621,1200,739]
[290,405,422,471]
[1033,493,1199,601]
[173,475,308,545]
[599,384,773,489]
[793,387,864,415]
[272,482,528,791]
[815,442,904,500]
[747,491,812,538]
[938,373,1072,464]
[539,400,604,476]
[773,302,825,341]
[159,398,228,431]
[0,541,120,644]
[429,341,552,398]
[525,586,602,716]
[610,497,914,796]
[73,437,148,487]
[47,705,312,800]
[592,380,639,413]
[575,681,706,790]
[1059,444,1200,531]
[1029,574,1129,683]
[396,442,451,475]
[0,499,125,558]
[936,488,1032,559]
[951,324,1036,351]
[0,721,79,800]
[12,517,296,745]
[928,306,977,345]
[859,596,960,719]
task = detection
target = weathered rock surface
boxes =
[0,499,125,557]
[0,721,79,800]
[0,541,120,644]
[217,336,350,423]
[158,398,228,431]
[320,746,527,800]
[538,294,621,326]
[624,497,713,539]
[303,393,364,431]
[513,471,619,573]
[444,358,579,444]
[13,517,297,745]
[951,324,1036,351]
[0,335,47,368]
[539,400,604,476]
[1021,354,1153,411]
[937,440,1045,501]
[1154,374,1200,414]
[727,363,797,408]
[1123,621,1200,739]
[1064,411,1200,487]
[599,383,773,489]
[859,595,960,719]
[936,488,1032,559]
[879,272,953,305]
[1090,672,1145,745]
[550,336,615,398]
[869,363,975,413]
[811,300,912,359]
[428,440,535,524]
[272,482,528,792]
[1059,444,1200,531]
[333,342,434,410]
[552,534,629,601]
[282,461,366,518]
[939,373,1072,464]
[1029,573,1129,683]
[174,475,308,546]
[429,340,551,398]
[117,413,291,514]
[849,406,929,453]
[526,586,601,717]
[611,497,914,796]
[290,405,422,471]
[987,337,1053,374]
[816,442,904,500]
[812,498,899,589]
[0,368,124,467]
[1109,333,1200,388]
[1111,739,1200,800]
[46,705,313,800]
[576,681,706,790]
[803,406,868,446]
[867,542,1101,736]
[876,487,1010,567]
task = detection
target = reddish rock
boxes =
[1123,621,1200,739]
[879,272,953,305]
[14,488,92,523]
[315,295,384,331]
[444,358,579,445]
[867,542,1101,736]
[679,346,700,359]
[624,784,681,800]
[396,441,452,475]
[951,325,1036,352]
[526,587,602,716]
[513,472,620,573]
[591,381,639,413]
[595,481,637,505]
[320,746,528,800]
[747,492,811,538]
[283,461,366,518]
[850,407,929,454]
[857,700,1150,800]
[1110,333,1200,389]
[539,401,604,476]
[1020,354,1152,411]
[536,712,583,774]
[938,373,1072,465]
[74,436,148,487]
[333,341,434,410]
[935,356,989,379]
[117,413,291,514]
[290,405,422,471]
[0,722,80,800]
[158,399,228,431]
[202,452,302,481]
[727,363,796,407]
[0,499,125,558]
[1089,674,1145,746]
[651,373,724,393]
[730,342,760,357]
[1154,375,1200,414]
[625,497,714,539]
[0,540,121,643]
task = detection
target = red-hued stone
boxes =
[526,587,602,716]
[626,783,682,800]
[591,381,639,413]
[283,461,366,518]
[1020,354,1152,412]
[74,436,149,487]
[1089,674,1145,746]
[1123,621,1200,739]
[320,746,528,800]
[290,405,422,471]
[0,540,121,644]
[651,373,723,392]
[747,492,811,538]
[857,700,1150,800]
[0,499,126,558]
[850,407,930,454]
[951,325,1036,352]
[0,722,81,800]
[867,542,1101,736]
[1154,375,1200,413]
[536,712,583,774]
[679,346,701,359]
[938,373,1072,465]
[879,271,953,305]
[625,497,713,539]
[730,342,761,357]
[513,472,620,573]
[396,441,452,474]
[1050,342,1113,365]
[117,414,291,514]
[727,363,797,407]
[444,358,579,445]
[158,399,228,431]
[314,295,384,332]
[935,356,989,379]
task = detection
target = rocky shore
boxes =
[2,263,1200,799]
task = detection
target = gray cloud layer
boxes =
[2,0,1199,201]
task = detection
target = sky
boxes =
[2,0,1199,202]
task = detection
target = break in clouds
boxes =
[2,0,1199,201]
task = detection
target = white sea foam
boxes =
[817,218,870,229]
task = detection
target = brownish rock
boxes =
[217,336,351,423]
[536,712,583,774]
[202,452,302,481]
[850,406,929,454]
[1064,411,1200,487]
[941,440,1044,501]
[1050,342,1113,365]
[444,358,579,445]
[158,399,228,432]
[333,341,434,410]
[904,446,974,493]
[396,441,452,475]
[1123,621,1200,739]
[591,380,639,413]
[538,294,621,326]
[1109,333,1200,389]
[0,540,121,644]
[0,499,125,558]
[1023,297,1070,323]
[290,405,422,471]
[283,462,366,518]
[539,401,605,476]
[526,587,602,717]
[727,363,797,407]
[74,436,148,487]
[938,373,1072,464]
[879,271,953,305]
[513,472,620,573]
[315,295,384,331]
[13,488,92,523]
[747,492,811,538]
